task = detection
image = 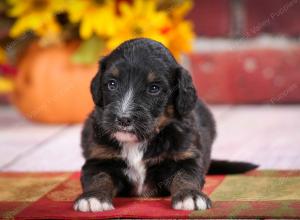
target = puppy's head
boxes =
[91,38,197,143]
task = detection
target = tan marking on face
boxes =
[147,72,156,82]
[156,105,175,131]
[166,105,175,116]
[157,115,169,130]
[86,145,121,160]
[111,66,119,77]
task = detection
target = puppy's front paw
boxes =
[74,195,114,212]
[172,189,212,210]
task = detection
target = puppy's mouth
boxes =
[112,124,138,142]
[113,131,138,143]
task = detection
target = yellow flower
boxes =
[7,0,63,38]
[65,0,119,39]
[0,76,14,93]
[169,0,193,22]
[167,20,194,58]
[164,0,194,58]
[107,0,171,50]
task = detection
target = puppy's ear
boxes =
[91,73,102,106]
[175,67,197,116]
[91,57,107,107]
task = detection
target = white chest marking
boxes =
[121,141,146,195]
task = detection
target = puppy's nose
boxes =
[117,117,132,127]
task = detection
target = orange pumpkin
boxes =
[12,42,97,124]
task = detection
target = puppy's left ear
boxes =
[175,67,197,116]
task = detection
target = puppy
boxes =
[74,38,216,212]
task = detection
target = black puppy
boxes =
[74,38,216,212]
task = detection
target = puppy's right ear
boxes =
[91,73,102,106]
[91,57,107,107]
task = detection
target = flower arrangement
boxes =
[3,0,194,64]
[0,0,194,122]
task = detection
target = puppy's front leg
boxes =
[169,169,212,211]
[74,160,118,212]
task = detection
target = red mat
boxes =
[1,171,300,219]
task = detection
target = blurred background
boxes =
[0,0,299,171]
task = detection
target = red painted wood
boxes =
[245,0,300,37]
[187,0,231,37]
[188,48,300,103]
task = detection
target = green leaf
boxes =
[71,35,104,64]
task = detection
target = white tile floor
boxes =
[0,105,299,171]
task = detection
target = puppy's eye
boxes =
[147,84,161,95]
[107,79,118,91]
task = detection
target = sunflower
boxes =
[169,0,193,22]
[7,0,63,39]
[65,0,119,39]
[107,0,171,51]
[167,0,194,58]
[167,21,194,58]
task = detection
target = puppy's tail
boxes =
[207,159,259,175]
